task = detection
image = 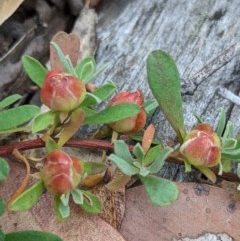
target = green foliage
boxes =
[147,50,186,143]
[10,181,45,211]
[83,162,107,176]
[0,229,5,240]
[144,99,158,117]
[79,190,101,214]
[4,230,63,241]
[50,42,76,76]
[71,189,83,205]
[109,140,177,205]
[32,111,59,133]
[0,94,21,110]
[22,55,48,88]
[0,105,39,132]
[113,140,134,164]
[0,158,9,181]
[109,154,140,176]
[54,188,101,219]
[146,147,172,173]
[140,175,179,206]
[82,81,117,106]
[0,198,6,216]
[84,103,140,124]
[75,56,108,83]
[75,56,96,82]
[216,108,227,137]
[216,110,240,162]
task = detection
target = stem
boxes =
[0,137,239,182]
[0,137,116,156]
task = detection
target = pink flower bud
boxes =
[40,71,86,111]
[180,123,221,167]
[41,150,83,195]
[108,90,147,134]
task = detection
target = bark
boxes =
[92,0,240,181]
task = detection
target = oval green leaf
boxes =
[82,82,117,106]
[108,154,139,176]
[147,147,173,173]
[140,175,179,206]
[84,103,140,124]
[80,190,101,214]
[0,105,39,131]
[0,94,21,110]
[10,181,45,211]
[22,55,47,88]
[113,140,133,164]
[0,158,9,181]
[147,50,186,143]
[75,56,96,83]
[32,110,58,133]
[5,230,63,241]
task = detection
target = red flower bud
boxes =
[41,150,83,195]
[40,71,86,111]
[180,123,221,167]
[108,90,147,134]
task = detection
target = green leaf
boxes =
[143,145,162,167]
[84,92,102,106]
[222,138,237,149]
[10,181,45,211]
[0,198,6,216]
[0,105,39,131]
[113,140,133,164]
[71,188,83,205]
[84,103,140,124]
[216,108,226,137]
[0,158,9,181]
[92,81,116,101]
[221,149,240,160]
[86,63,108,83]
[82,82,117,106]
[133,143,145,164]
[45,137,59,153]
[222,121,235,140]
[83,162,107,176]
[147,50,186,143]
[144,99,158,117]
[0,229,5,240]
[60,193,70,206]
[147,147,173,173]
[22,55,47,88]
[4,230,63,241]
[80,190,101,214]
[108,154,139,176]
[140,175,178,206]
[75,56,95,83]
[0,94,21,110]
[58,199,70,219]
[50,42,75,75]
[32,111,59,133]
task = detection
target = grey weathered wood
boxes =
[91,0,240,181]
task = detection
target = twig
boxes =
[0,137,239,183]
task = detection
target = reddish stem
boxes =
[0,137,239,182]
